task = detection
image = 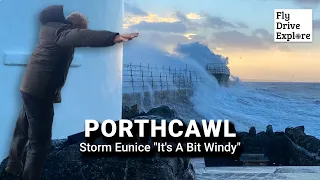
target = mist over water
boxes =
[123,42,320,138]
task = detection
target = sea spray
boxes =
[183,60,320,137]
[122,43,320,138]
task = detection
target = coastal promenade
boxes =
[193,158,320,180]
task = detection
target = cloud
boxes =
[173,11,203,31]
[236,22,249,28]
[172,12,247,31]
[126,11,204,35]
[146,32,190,44]
[129,21,187,33]
[123,41,185,67]
[124,2,148,16]
[212,29,290,52]
[205,16,236,29]
[186,13,202,20]
[259,0,320,5]
[183,33,205,41]
[123,7,287,52]
[126,11,249,34]
[130,32,182,50]
[291,0,320,4]
[253,28,273,42]
[313,19,320,29]
[175,42,229,66]
[263,0,320,8]
[212,30,269,49]
[123,41,229,73]
[203,14,248,29]
[175,11,189,23]
[124,13,179,29]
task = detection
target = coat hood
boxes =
[39,5,70,24]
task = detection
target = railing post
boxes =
[166,74,168,91]
[142,71,144,91]
[130,65,134,94]
[160,72,162,92]
[151,71,153,88]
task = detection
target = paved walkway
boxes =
[192,158,320,180]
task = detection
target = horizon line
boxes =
[240,80,320,83]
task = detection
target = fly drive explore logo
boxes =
[274,9,313,42]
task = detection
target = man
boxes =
[4,5,138,180]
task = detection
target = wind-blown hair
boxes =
[66,12,88,29]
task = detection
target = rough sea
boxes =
[190,81,320,138]
[128,60,320,139]
[185,80,320,180]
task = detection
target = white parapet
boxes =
[0,0,123,160]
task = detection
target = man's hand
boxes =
[114,33,139,43]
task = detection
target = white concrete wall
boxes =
[0,0,123,160]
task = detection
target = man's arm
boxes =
[55,27,120,47]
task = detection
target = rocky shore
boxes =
[205,125,320,167]
[1,105,320,180]
[0,105,195,180]
[124,104,320,167]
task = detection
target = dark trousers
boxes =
[7,91,54,180]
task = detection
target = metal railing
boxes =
[123,63,205,93]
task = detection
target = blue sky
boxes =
[126,0,320,31]
[131,0,318,30]
[123,0,320,82]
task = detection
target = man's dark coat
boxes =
[20,5,119,103]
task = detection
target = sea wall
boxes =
[122,89,193,108]
[121,104,320,166]
[2,105,319,180]
[234,126,320,166]
[121,105,320,166]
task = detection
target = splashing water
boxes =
[186,59,320,138]
[123,42,320,138]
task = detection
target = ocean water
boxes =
[125,57,320,139]
[190,80,320,138]
[123,42,320,138]
[187,75,320,179]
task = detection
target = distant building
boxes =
[205,63,230,86]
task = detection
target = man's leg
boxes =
[6,103,29,174]
[21,92,54,180]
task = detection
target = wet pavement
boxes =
[192,158,320,180]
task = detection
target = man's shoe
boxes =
[5,166,21,176]
[0,167,20,180]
